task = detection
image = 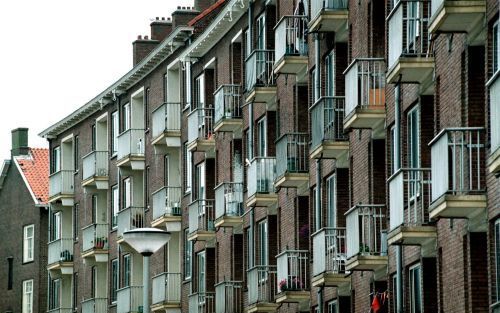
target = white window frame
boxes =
[123,254,131,288]
[22,279,33,313]
[391,125,398,174]
[258,220,268,266]
[185,229,192,279]
[53,212,61,241]
[111,258,119,303]
[123,103,131,131]
[257,118,267,157]
[53,146,61,173]
[185,144,192,194]
[197,162,206,200]
[195,74,205,109]
[409,263,422,313]
[198,251,206,294]
[326,174,337,228]
[407,106,420,169]
[325,51,335,97]
[256,14,266,50]
[112,185,119,228]
[23,225,34,263]
[327,300,338,313]
[112,111,119,155]
[124,177,131,209]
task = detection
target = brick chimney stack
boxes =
[150,17,173,42]
[194,0,216,12]
[132,35,159,66]
[172,6,199,28]
[11,128,29,157]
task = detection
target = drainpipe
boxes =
[248,0,254,158]
[395,84,403,313]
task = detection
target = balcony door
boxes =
[256,14,266,50]
[124,177,132,209]
[326,174,336,228]
[123,103,131,131]
[196,162,206,201]
[407,106,420,198]
[257,118,267,157]
[49,278,61,309]
[52,146,61,173]
[325,51,335,97]
[198,251,206,294]
[258,220,268,266]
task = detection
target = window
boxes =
[123,177,131,209]
[72,272,78,311]
[52,146,61,173]
[407,106,420,168]
[73,204,79,240]
[123,103,131,131]
[195,74,205,109]
[91,124,96,151]
[91,266,97,298]
[145,166,150,209]
[495,220,500,302]
[246,228,253,269]
[22,279,33,313]
[392,274,398,313]
[123,254,131,287]
[185,144,192,193]
[198,251,206,292]
[111,259,119,303]
[111,111,119,154]
[256,14,266,50]
[164,156,169,186]
[49,278,60,309]
[326,174,336,227]
[51,211,61,241]
[163,73,168,102]
[258,220,268,265]
[257,118,267,157]
[409,264,422,313]
[327,300,338,313]
[23,225,34,263]
[145,88,150,129]
[196,162,206,200]
[184,229,192,279]
[312,68,318,102]
[390,125,398,174]
[112,185,119,228]
[494,21,500,73]
[74,135,79,172]
[325,51,335,97]
[7,257,13,290]
[313,186,320,231]
[406,1,420,52]
[245,28,251,57]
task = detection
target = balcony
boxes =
[215,281,243,313]
[344,58,386,137]
[151,186,182,231]
[117,286,143,313]
[246,157,278,208]
[387,169,437,254]
[117,129,145,170]
[429,128,487,231]
[215,182,244,228]
[245,50,276,105]
[47,309,73,313]
[81,298,108,313]
[275,250,309,304]
[187,107,215,153]
[488,77,500,174]
[82,151,109,189]
[275,133,309,191]
[311,227,350,287]
[47,238,74,275]
[151,272,181,311]
[188,199,216,241]
[309,0,348,41]
[82,223,109,263]
[214,85,242,133]
[274,16,308,77]
[387,1,434,85]
[345,205,388,272]
[151,102,181,148]
[247,266,279,313]
[117,206,145,243]
[188,292,215,313]
[49,170,74,206]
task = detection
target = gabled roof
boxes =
[14,148,49,205]
[0,160,11,189]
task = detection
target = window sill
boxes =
[22,260,34,265]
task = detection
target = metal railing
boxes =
[276,250,309,293]
[188,292,215,313]
[47,308,73,313]
[344,58,386,117]
[310,96,347,149]
[117,206,145,238]
[117,129,145,160]
[188,199,215,235]
[152,102,182,139]
[152,272,181,304]
[311,0,348,19]
[389,168,432,230]
[312,227,347,276]
[188,107,215,144]
[81,298,108,313]
[215,183,244,219]
[214,85,242,125]
[274,16,308,64]
[247,265,278,304]
[82,151,108,181]
[345,205,387,259]
[388,0,432,71]
[247,157,276,197]
[82,223,109,252]
[48,238,74,265]
[117,286,143,313]
[276,133,309,177]
[430,128,485,202]
[152,186,182,221]
[490,78,500,153]
[245,50,276,91]
[215,281,243,313]
[49,170,74,197]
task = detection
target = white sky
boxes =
[0,0,194,160]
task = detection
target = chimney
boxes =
[132,35,160,66]
[172,6,199,28]
[150,17,173,42]
[194,0,216,12]
[11,128,29,157]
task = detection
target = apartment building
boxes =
[0,128,49,313]
[39,0,500,312]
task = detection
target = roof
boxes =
[14,148,49,205]
[188,0,226,26]
[0,160,11,189]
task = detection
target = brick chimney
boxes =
[132,35,159,66]
[172,6,199,28]
[11,128,29,157]
[150,17,173,42]
[194,0,216,12]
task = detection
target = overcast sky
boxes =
[0,0,194,160]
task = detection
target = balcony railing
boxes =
[49,170,74,198]
[117,129,145,160]
[188,107,215,144]
[214,85,242,125]
[389,168,432,230]
[47,308,73,313]
[188,200,215,235]
[276,250,309,293]
[82,223,109,253]
[152,186,182,221]
[247,157,276,197]
[215,182,243,219]
[310,96,347,149]
[48,238,74,265]
[245,50,276,91]
[312,227,347,276]
[81,298,108,313]
[276,133,309,177]
[117,207,145,238]
[152,272,181,304]
[311,0,348,19]
[82,151,108,181]
[274,16,308,63]
[247,265,278,304]
[346,205,387,259]
[152,102,181,139]
[117,286,143,313]
[215,281,243,313]
[430,128,485,202]
[188,292,215,313]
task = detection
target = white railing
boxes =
[247,157,276,198]
[117,286,143,313]
[276,133,309,177]
[117,207,145,238]
[188,199,215,235]
[152,272,181,304]
[48,238,74,265]
[188,107,215,144]
[346,205,387,259]
[247,265,277,304]
[117,129,145,160]
[389,168,432,230]
[276,250,309,293]
[312,227,347,276]
[274,16,308,64]
[81,298,108,313]
[82,223,109,253]
[310,96,347,149]
[152,186,182,220]
[49,170,74,197]
[47,308,73,313]
[344,58,386,117]
[311,0,348,20]
[490,78,500,153]
[82,151,108,181]
[245,50,276,91]
[430,128,485,202]
[215,281,243,313]
[214,85,242,125]
[215,182,244,220]
[152,102,181,139]
[188,292,215,313]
